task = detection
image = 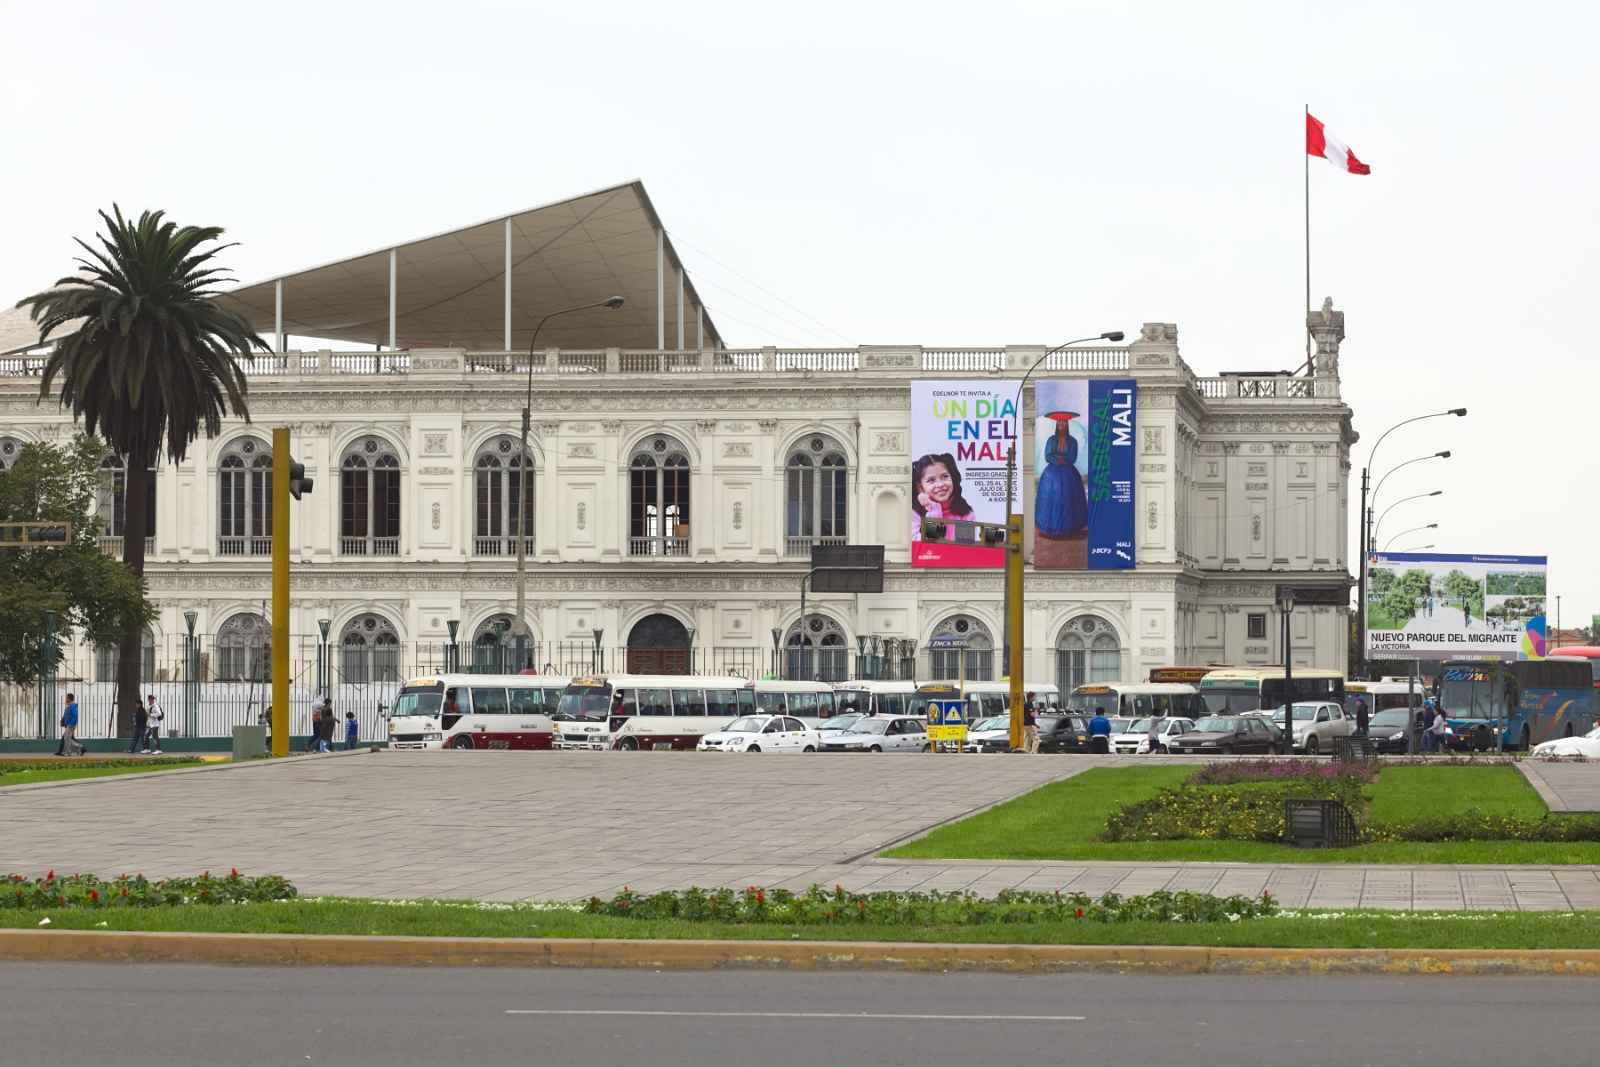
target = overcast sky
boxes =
[4,0,1595,627]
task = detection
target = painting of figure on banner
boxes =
[1033,378,1136,570]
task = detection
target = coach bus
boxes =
[388,674,568,750]
[1066,682,1203,720]
[1549,647,1600,693]
[1196,667,1345,715]
[753,679,840,723]
[831,680,916,717]
[1345,678,1426,714]
[555,675,755,751]
[1436,658,1595,751]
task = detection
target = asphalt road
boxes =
[1,963,1591,1066]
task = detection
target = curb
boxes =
[5,929,1600,976]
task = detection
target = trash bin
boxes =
[232,724,268,761]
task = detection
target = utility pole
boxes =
[271,428,313,758]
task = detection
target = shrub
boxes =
[1190,760,1378,786]
[582,884,1279,925]
[0,757,200,776]
[1364,813,1600,843]
[3,870,297,908]
[1101,778,1366,842]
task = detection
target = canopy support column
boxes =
[388,249,397,350]
[274,279,284,353]
[676,267,685,350]
[697,305,705,351]
[504,218,513,351]
[656,229,665,350]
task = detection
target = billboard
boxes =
[1365,552,1548,658]
[1032,378,1136,569]
[910,380,1019,568]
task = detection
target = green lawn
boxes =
[0,761,206,787]
[887,764,1600,865]
[5,899,1600,950]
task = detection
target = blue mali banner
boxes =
[1032,378,1136,570]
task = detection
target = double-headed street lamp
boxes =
[1356,409,1464,676]
[1384,523,1439,551]
[514,296,625,670]
[1000,330,1125,749]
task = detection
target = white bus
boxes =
[388,674,568,750]
[1065,682,1204,720]
[754,679,842,723]
[959,681,1061,720]
[556,675,756,751]
[831,680,916,718]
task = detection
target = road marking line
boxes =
[505,1010,1085,1022]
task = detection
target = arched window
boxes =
[97,453,157,556]
[94,627,157,683]
[629,435,690,557]
[785,435,848,555]
[1055,615,1121,694]
[216,612,271,682]
[784,615,849,682]
[218,437,272,556]
[340,436,401,556]
[473,436,533,556]
[928,614,995,681]
[471,613,521,673]
[0,436,24,472]
[338,614,401,684]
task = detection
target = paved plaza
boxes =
[5,752,1600,909]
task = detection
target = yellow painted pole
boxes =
[1006,514,1025,752]
[271,427,290,757]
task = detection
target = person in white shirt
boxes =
[143,694,165,754]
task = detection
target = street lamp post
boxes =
[1374,490,1442,546]
[591,628,603,675]
[1277,586,1296,762]
[771,627,783,679]
[183,609,198,738]
[317,618,331,700]
[1001,332,1124,750]
[445,619,459,674]
[1357,410,1463,678]
[1383,523,1439,551]
[514,296,625,672]
[685,625,696,676]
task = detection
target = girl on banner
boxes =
[911,453,973,541]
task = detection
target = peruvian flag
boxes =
[1306,113,1371,175]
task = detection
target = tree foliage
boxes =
[0,437,151,685]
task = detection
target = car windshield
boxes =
[819,714,863,731]
[972,717,1007,732]
[1109,718,1132,733]
[846,719,889,735]
[1271,705,1320,722]
[1370,710,1410,729]
[1193,716,1242,732]
[722,717,765,734]
[1126,719,1159,733]
[555,689,610,721]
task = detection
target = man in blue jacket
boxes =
[1087,705,1113,754]
[57,693,85,756]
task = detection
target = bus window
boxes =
[639,688,671,715]
[791,692,819,717]
[508,687,544,715]
[443,687,468,727]
[672,689,706,716]
[982,694,1006,718]
[736,689,757,713]
[393,684,443,717]
[756,691,786,715]
[1150,694,1172,716]
[1129,695,1155,717]
[705,689,740,719]
[883,693,906,716]
[817,691,836,718]
[471,687,509,715]
[616,689,639,716]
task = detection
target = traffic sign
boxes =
[929,699,965,726]
[928,725,968,742]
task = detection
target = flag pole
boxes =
[1304,103,1312,368]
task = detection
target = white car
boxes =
[963,716,1013,752]
[820,715,929,753]
[1270,701,1354,755]
[1532,725,1600,759]
[1111,717,1197,755]
[697,715,820,753]
[814,712,868,746]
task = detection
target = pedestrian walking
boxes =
[1430,702,1450,754]
[306,699,324,753]
[1145,714,1162,754]
[1022,692,1039,753]
[143,694,164,753]
[56,693,85,756]
[317,701,337,753]
[345,710,359,750]
[1354,697,1369,737]
[1087,705,1113,754]
[128,696,149,754]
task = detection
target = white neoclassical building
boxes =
[0,181,1357,695]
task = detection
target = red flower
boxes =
[45,870,54,883]
[89,890,100,904]
[230,868,240,879]
[755,890,766,905]
[1074,908,1085,919]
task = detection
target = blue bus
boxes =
[1436,659,1595,751]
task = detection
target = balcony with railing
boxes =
[785,534,847,557]
[218,536,272,557]
[629,535,691,558]
[473,535,536,557]
[341,536,400,556]
[0,342,1342,401]
[97,536,155,559]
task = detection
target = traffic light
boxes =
[921,516,947,541]
[287,458,313,499]
[921,516,1011,546]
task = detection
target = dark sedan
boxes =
[1037,714,1091,753]
[1168,715,1282,756]
[1362,709,1414,753]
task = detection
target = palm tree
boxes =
[17,206,263,736]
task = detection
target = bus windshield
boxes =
[1201,687,1260,715]
[1067,693,1116,714]
[1440,667,1497,720]
[556,687,611,721]
[392,687,442,717]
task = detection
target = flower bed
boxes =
[1101,775,1368,843]
[1189,759,1378,786]
[583,884,1279,925]
[0,757,200,776]
[4,870,297,908]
